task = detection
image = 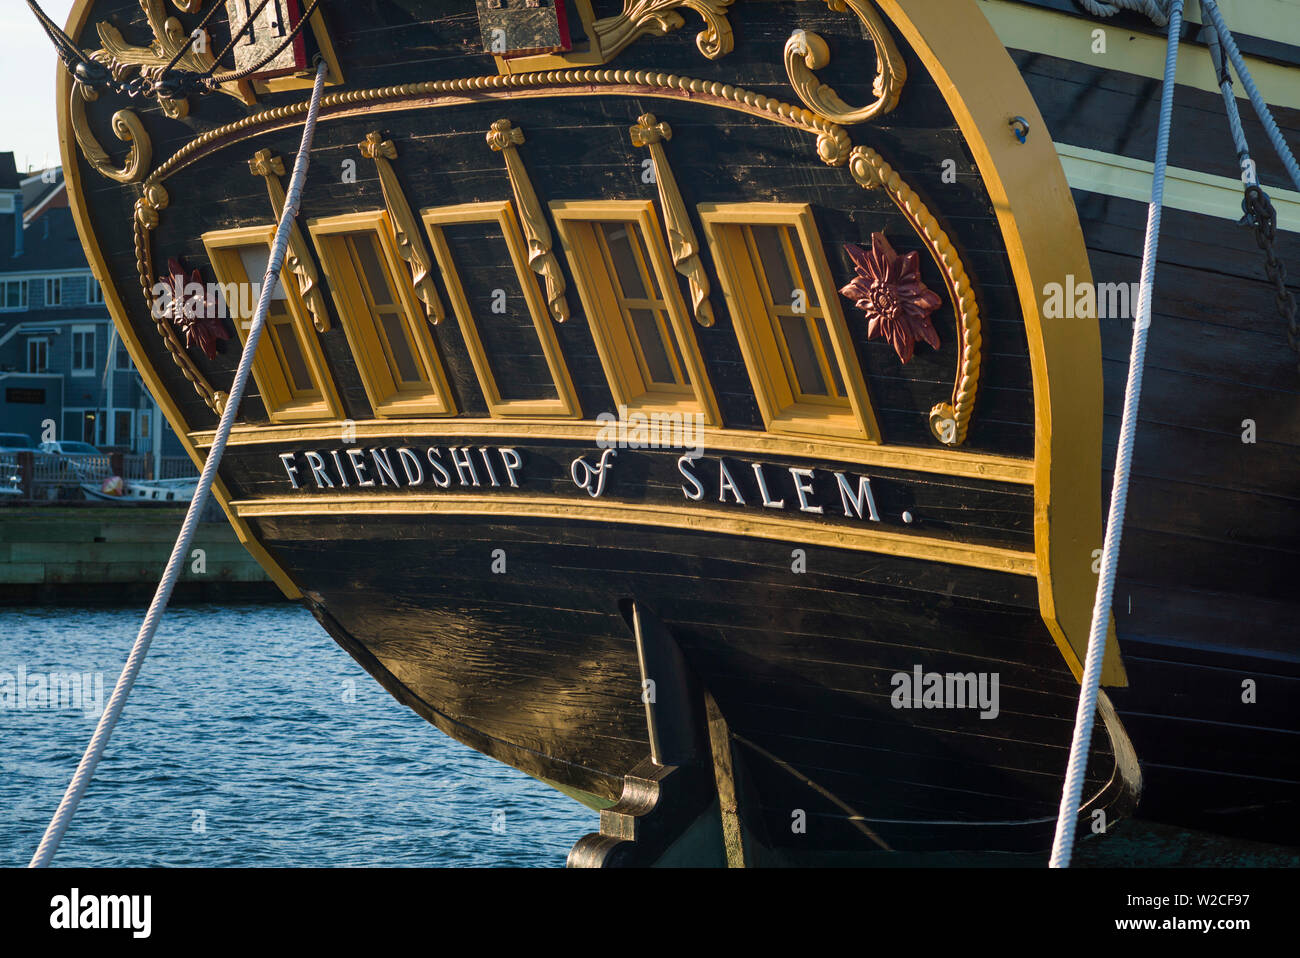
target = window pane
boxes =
[599,223,649,299]
[379,310,422,384]
[820,318,846,396]
[237,246,286,301]
[778,315,827,396]
[751,226,797,305]
[270,316,315,394]
[351,234,395,307]
[628,309,676,385]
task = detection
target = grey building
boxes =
[0,152,182,457]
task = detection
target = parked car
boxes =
[36,440,107,481]
[0,433,35,453]
[37,440,103,456]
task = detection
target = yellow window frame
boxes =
[202,224,343,424]
[550,199,718,424]
[421,200,580,419]
[307,210,457,418]
[698,202,881,443]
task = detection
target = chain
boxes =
[1243,185,1300,375]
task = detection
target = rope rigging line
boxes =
[1049,0,1185,869]
[1074,0,1171,27]
[28,59,330,869]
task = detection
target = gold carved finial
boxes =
[249,149,330,332]
[357,132,444,322]
[630,113,714,327]
[486,119,570,323]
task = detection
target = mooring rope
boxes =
[1200,0,1300,193]
[28,60,329,869]
[1049,0,1184,869]
[1074,0,1171,27]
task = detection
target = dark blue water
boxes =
[0,605,597,867]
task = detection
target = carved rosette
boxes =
[630,113,714,327]
[848,147,981,447]
[487,119,571,323]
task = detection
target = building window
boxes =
[115,341,131,370]
[698,203,881,442]
[309,211,458,418]
[419,201,579,419]
[551,200,716,422]
[203,225,342,423]
[71,325,96,375]
[112,410,133,448]
[2,280,27,310]
[69,409,107,446]
[27,337,48,373]
[45,277,62,307]
[88,276,105,305]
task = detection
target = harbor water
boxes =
[0,604,597,867]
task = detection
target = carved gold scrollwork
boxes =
[487,120,570,323]
[249,149,330,331]
[785,0,906,125]
[131,182,229,414]
[358,132,444,322]
[849,147,980,446]
[594,0,736,61]
[70,82,152,184]
[630,114,714,327]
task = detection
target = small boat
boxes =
[80,477,198,504]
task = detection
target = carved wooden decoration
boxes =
[249,149,329,331]
[69,87,151,184]
[486,119,570,323]
[594,0,736,61]
[848,147,981,447]
[158,257,230,360]
[839,233,942,364]
[630,113,714,327]
[784,1,906,125]
[358,132,444,322]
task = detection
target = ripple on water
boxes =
[0,604,597,867]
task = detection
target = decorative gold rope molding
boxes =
[487,119,571,324]
[229,493,1038,576]
[358,132,444,322]
[132,183,227,414]
[785,0,906,125]
[848,146,981,446]
[630,113,714,327]
[249,149,330,332]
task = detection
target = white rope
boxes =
[28,60,330,868]
[1075,0,1171,27]
[1200,0,1300,193]
[1048,0,1184,869]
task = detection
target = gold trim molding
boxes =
[190,418,1036,485]
[630,113,714,328]
[249,149,330,332]
[358,132,444,322]
[849,146,981,447]
[486,119,571,323]
[230,492,1038,577]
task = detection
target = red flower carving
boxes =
[157,257,229,360]
[839,233,943,364]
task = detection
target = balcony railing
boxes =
[0,452,198,502]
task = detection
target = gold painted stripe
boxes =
[190,419,1036,485]
[1057,142,1300,232]
[979,0,1300,111]
[231,493,1039,576]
